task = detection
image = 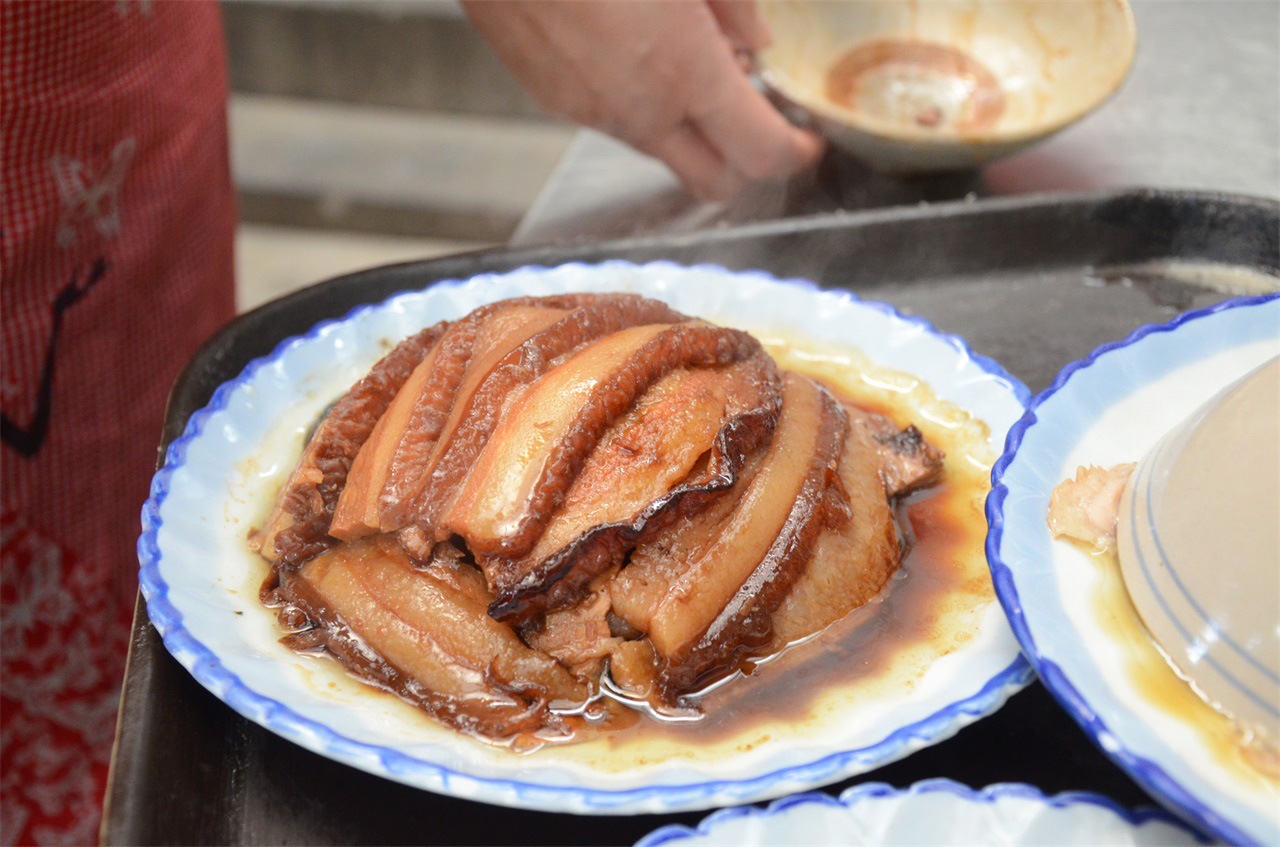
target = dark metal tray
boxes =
[104,189,1278,846]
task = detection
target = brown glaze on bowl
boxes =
[758,0,1137,172]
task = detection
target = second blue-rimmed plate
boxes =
[139,261,1031,815]
[988,294,1280,845]
[637,779,1205,846]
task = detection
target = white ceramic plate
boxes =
[988,294,1280,845]
[637,779,1205,846]
[139,261,1031,815]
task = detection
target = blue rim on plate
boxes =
[139,261,1033,814]
[637,779,1207,846]
[986,293,1280,846]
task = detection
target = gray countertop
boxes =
[513,0,1280,245]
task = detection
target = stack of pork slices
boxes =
[252,292,943,744]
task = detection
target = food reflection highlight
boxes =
[248,292,996,750]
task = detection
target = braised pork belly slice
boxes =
[656,375,847,695]
[443,322,766,559]
[846,406,945,497]
[279,536,592,741]
[332,294,682,541]
[482,354,783,623]
[766,406,905,649]
[253,322,447,572]
[328,322,454,541]
[406,295,687,531]
[337,304,578,538]
[340,300,572,537]
[605,374,846,699]
[644,374,833,653]
[608,446,766,637]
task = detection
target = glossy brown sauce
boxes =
[826,40,1005,132]
[588,377,988,754]
[1084,545,1280,785]
[603,477,974,748]
[555,340,997,765]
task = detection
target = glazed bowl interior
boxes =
[757,0,1137,172]
[1116,356,1280,744]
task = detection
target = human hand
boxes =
[462,0,825,201]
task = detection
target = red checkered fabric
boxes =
[1,2,236,843]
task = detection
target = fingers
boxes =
[688,47,827,184]
[707,0,772,52]
[463,0,820,203]
[645,122,746,202]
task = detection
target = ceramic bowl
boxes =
[1117,356,1280,743]
[757,0,1138,173]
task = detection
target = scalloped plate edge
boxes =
[139,261,1033,814]
[986,293,1280,845]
